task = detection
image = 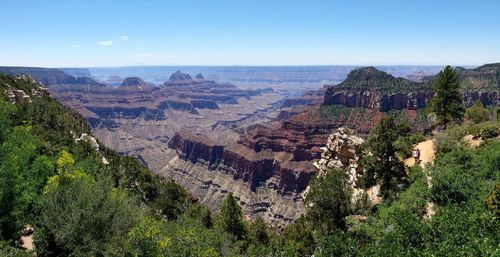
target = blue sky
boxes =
[1,0,499,67]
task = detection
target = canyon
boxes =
[0,64,498,226]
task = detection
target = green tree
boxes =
[465,100,490,124]
[37,176,140,257]
[428,65,465,127]
[217,193,246,239]
[0,100,16,143]
[248,217,269,245]
[149,180,188,220]
[362,115,407,199]
[186,203,213,228]
[306,169,352,234]
[282,216,315,257]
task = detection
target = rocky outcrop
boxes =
[0,66,102,86]
[312,128,364,184]
[121,77,147,88]
[324,66,499,111]
[169,71,193,81]
[307,128,381,206]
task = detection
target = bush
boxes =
[395,132,427,158]
[485,183,500,216]
[465,100,490,124]
[434,125,468,153]
[480,124,499,139]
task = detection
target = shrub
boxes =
[480,124,499,139]
[485,183,500,216]
[465,100,490,124]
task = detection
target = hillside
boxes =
[0,74,207,255]
[324,65,499,111]
[0,66,101,86]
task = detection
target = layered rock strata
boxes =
[324,65,500,111]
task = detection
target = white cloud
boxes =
[72,44,81,48]
[98,40,113,46]
[121,35,129,41]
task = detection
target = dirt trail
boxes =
[463,134,483,147]
[404,139,437,219]
[404,139,436,170]
[20,225,34,252]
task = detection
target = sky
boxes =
[1,0,499,67]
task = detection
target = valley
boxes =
[1,64,498,227]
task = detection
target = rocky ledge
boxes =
[324,66,499,111]
[306,128,381,206]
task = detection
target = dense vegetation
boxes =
[1,70,499,256]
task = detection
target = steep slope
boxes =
[0,74,192,255]
[0,66,102,86]
[324,65,499,111]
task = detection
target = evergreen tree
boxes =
[428,65,465,127]
[249,217,269,245]
[306,169,352,234]
[362,115,407,199]
[218,193,246,239]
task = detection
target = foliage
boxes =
[248,217,269,245]
[126,216,220,257]
[428,66,465,127]
[306,169,352,234]
[466,100,490,124]
[185,203,213,228]
[395,131,427,158]
[281,216,315,257]
[216,193,246,239]
[0,242,33,257]
[36,176,140,257]
[361,115,407,199]
[481,123,499,139]
[315,139,500,256]
[485,183,500,216]
[0,75,193,255]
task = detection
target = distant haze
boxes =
[61,65,450,89]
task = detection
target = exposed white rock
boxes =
[75,133,100,149]
[303,127,381,206]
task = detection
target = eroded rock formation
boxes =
[324,65,499,111]
[307,128,380,206]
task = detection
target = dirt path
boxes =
[463,134,483,147]
[404,139,437,219]
[404,139,436,170]
[20,225,34,252]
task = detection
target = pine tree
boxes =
[362,115,407,199]
[218,193,246,239]
[428,65,465,127]
[249,217,269,245]
[306,168,352,234]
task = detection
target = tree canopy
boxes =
[428,66,465,127]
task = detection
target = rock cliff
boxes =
[324,65,499,111]
[308,128,380,206]
[0,66,102,86]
